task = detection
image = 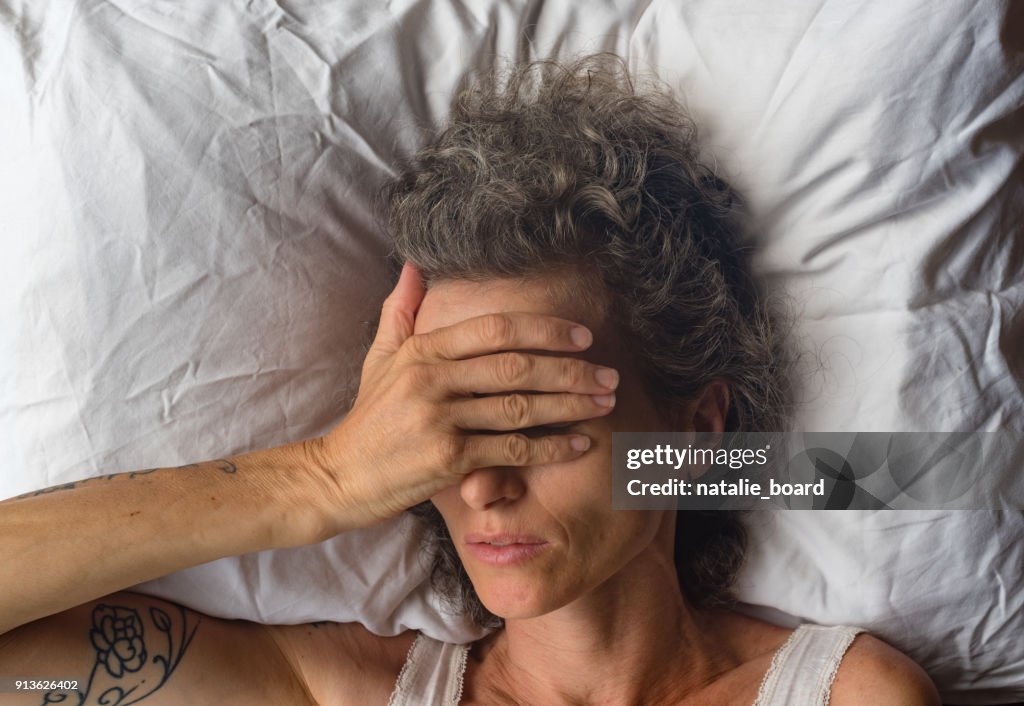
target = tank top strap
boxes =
[753,624,864,706]
[387,633,470,706]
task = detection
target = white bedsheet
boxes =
[1,0,1021,701]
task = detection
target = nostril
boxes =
[460,467,526,509]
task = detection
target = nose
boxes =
[459,467,526,510]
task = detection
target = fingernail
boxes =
[594,368,619,389]
[570,435,591,451]
[570,326,592,349]
[592,393,616,407]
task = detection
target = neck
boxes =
[478,515,739,705]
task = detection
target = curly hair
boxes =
[380,53,791,628]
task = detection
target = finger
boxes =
[461,431,592,471]
[409,311,593,361]
[437,353,619,396]
[450,391,616,431]
[374,262,426,355]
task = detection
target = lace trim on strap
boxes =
[753,625,864,706]
[752,625,803,706]
[451,638,469,704]
[386,634,423,706]
[387,633,470,706]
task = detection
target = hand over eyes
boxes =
[305,263,619,531]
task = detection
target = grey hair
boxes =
[381,53,791,626]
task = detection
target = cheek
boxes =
[575,512,663,594]
[535,456,652,562]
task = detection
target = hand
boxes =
[306,262,619,530]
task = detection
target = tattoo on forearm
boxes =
[10,460,239,500]
[39,598,200,705]
[214,459,238,474]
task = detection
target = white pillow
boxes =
[2,0,1020,701]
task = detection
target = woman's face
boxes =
[415,274,678,620]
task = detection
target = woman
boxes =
[0,55,937,705]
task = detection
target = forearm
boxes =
[0,443,331,634]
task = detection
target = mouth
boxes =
[466,533,546,545]
[464,534,550,566]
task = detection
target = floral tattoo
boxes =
[90,606,147,678]
[41,599,199,705]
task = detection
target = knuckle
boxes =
[399,333,425,361]
[406,330,452,362]
[438,434,466,469]
[501,393,532,428]
[503,433,531,465]
[379,295,398,316]
[481,313,515,346]
[404,362,434,392]
[541,435,564,460]
[424,398,450,430]
[563,358,586,387]
[546,318,565,344]
[497,352,531,385]
[566,392,588,415]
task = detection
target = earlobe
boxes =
[689,380,730,433]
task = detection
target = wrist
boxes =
[294,430,378,538]
[236,441,344,548]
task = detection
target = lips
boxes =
[464,533,550,566]
[465,533,546,546]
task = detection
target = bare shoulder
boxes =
[830,633,941,706]
[269,618,416,706]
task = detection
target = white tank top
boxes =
[387,624,864,706]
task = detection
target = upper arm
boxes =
[830,634,941,706]
[0,590,314,706]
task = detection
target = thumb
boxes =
[374,261,425,354]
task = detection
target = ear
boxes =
[679,380,730,433]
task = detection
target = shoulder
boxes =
[269,618,417,706]
[829,632,940,706]
[710,608,794,660]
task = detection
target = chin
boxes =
[474,576,571,621]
